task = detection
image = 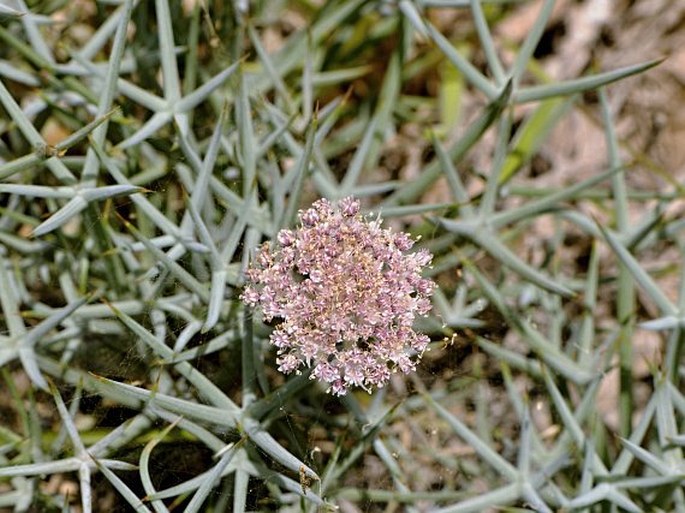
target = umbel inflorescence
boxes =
[241,197,434,395]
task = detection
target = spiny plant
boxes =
[0,0,682,512]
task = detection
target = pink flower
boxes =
[277,229,295,247]
[240,197,434,395]
[241,287,260,306]
[339,196,360,217]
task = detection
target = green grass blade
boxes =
[598,222,677,316]
[510,0,555,87]
[184,443,240,513]
[499,97,573,184]
[383,80,511,206]
[469,0,505,84]
[81,0,135,184]
[515,58,663,103]
[91,456,151,513]
[421,19,499,100]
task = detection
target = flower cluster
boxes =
[241,197,434,395]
